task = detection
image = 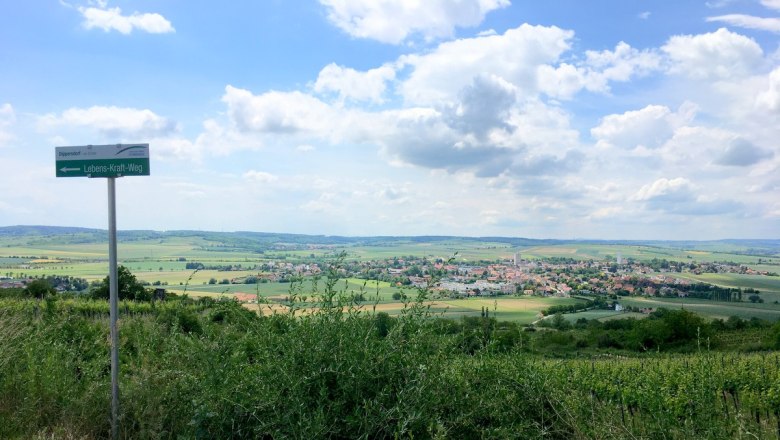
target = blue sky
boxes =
[1,0,779,239]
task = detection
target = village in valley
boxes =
[3,251,775,301]
[6,246,774,320]
[241,252,775,309]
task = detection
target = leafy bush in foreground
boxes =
[2,289,780,438]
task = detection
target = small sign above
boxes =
[55,144,150,178]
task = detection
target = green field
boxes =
[435,296,580,323]
[174,282,576,324]
[170,277,401,300]
[547,295,780,324]
[618,296,780,321]
[553,309,628,322]
[654,272,780,305]
[669,272,780,295]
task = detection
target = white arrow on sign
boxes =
[60,167,80,173]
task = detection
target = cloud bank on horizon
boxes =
[0,0,778,239]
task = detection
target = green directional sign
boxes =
[55,144,150,178]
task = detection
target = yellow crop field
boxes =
[226,296,582,324]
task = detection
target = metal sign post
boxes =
[55,144,150,440]
[108,177,119,440]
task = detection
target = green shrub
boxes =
[157,306,203,335]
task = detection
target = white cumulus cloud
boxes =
[582,42,663,89]
[662,28,763,79]
[78,6,174,34]
[537,42,663,98]
[222,86,339,136]
[658,126,733,166]
[152,137,201,162]
[706,14,780,33]
[319,0,509,44]
[536,63,589,99]
[757,67,780,111]
[631,177,741,215]
[445,74,516,137]
[202,85,375,155]
[313,63,396,103]
[591,104,694,150]
[397,26,660,104]
[398,24,574,105]
[374,98,579,178]
[631,177,693,202]
[715,138,774,166]
[762,0,780,11]
[39,105,178,138]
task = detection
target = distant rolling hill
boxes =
[0,225,778,255]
